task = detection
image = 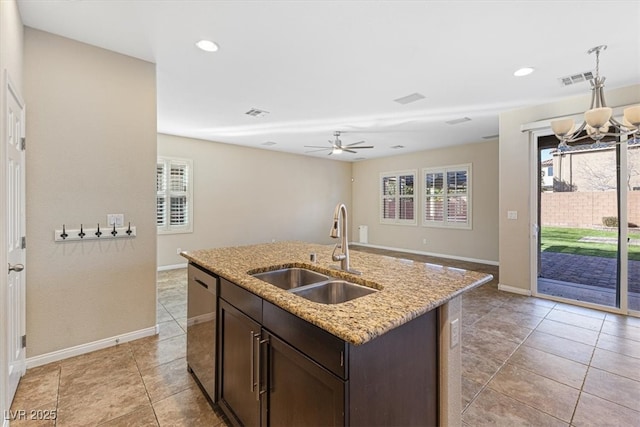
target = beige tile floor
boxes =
[10,249,640,426]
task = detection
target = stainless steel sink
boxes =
[252,268,329,290]
[290,280,377,304]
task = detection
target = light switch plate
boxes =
[107,214,124,227]
[507,210,518,220]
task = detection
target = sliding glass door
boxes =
[535,134,638,313]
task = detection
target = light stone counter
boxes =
[181,241,492,346]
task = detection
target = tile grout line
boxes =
[567,316,606,425]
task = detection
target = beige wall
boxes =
[351,140,499,263]
[0,0,24,415]
[499,84,640,292]
[157,133,353,267]
[24,28,157,357]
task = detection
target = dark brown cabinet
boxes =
[266,332,345,426]
[216,276,438,427]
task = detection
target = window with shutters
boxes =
[422,164,471,229]
[380,170,417,225]
[157,157,193,234]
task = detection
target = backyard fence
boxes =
[541,191,640,228]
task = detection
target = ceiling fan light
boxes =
[585,107,612,129]
[551,118,575,137]
[333,147,343,154]
[623,105,640,127]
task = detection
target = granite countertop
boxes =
[181,241,493,345]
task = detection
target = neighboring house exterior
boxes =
[552,139,640,193]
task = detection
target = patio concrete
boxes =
[539,251,640,309]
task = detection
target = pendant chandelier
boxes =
[550,45,640,150]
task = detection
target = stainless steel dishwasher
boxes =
[187,263,218,402]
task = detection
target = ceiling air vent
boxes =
[390,145,405,149]
[393,92,425,105]
[446,117,471,125]
[245,108,269,117]
[261,141,276,146]
[482,134,499,139]
[558,71,594,86]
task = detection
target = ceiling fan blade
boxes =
[305,148,331,153]
[345,140,366,147]
[344,149,358,154]
[350,146,374,149]
[304,145,331,149]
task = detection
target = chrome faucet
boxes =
[330,203,361,275]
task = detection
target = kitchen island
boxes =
[182,241,493,427]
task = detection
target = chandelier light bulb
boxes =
[624,105,640,127]
[584,107,612,129]
[551,118,575,137]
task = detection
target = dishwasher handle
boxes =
[194,278,209,289]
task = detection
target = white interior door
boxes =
[6,74,26,405]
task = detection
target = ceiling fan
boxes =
[305,131,374,155]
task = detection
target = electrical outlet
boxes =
[507,210,518,220]
[422,238,427,245]
[107,214,124,227]
[176,248,182,255]
[450,318,460,348]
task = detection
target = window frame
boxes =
[421,163,472,230]
[379,169,418,226]
[157,156,194,235]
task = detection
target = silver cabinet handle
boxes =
[255,334,262,401]
[8,263,24,273]
[250,330,256,393]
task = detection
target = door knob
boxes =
[8,263,24,273]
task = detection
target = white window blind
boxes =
[157,157,193,234]
[380,170,417,225]
[422,164,471,229]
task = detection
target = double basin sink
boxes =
[251,267,377,304]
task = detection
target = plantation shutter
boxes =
[423,164,471,229]
[157,157,193,233]
[157,162,167,227]
[380,171,417,225]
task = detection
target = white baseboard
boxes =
[158,263,188,271]
[25,325,158,369]
[498,283,532,296]
[351,242,499,266]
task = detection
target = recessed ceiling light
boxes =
[514,67,535,77]
[195,40,219,52]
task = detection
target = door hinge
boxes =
[20,137,26,151]
[21,335,26,348]
[21,236,26,249]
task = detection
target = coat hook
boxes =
[95,223,102,237]
[111,224,118,237]
[61,224,68,240]
[126,222,132,236]
[78,224,86,239]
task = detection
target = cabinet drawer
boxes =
[220,278,262,323]
[188,263,218,294]
[263,301,347,379]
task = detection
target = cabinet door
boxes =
[265,333,345,427]
[219,300,262,427]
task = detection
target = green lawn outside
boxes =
[541,226,640,261]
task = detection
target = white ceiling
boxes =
[17,0,640,161]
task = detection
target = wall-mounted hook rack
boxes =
[55,224,137,242]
